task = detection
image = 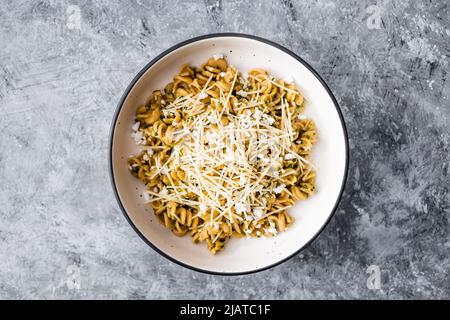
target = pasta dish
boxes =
[128,56,317,253]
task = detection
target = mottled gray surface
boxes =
[0,0,449,299]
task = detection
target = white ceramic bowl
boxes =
[109,33,348,275]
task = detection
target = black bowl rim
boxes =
[109,32,349,276]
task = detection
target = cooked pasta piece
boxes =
[128,56,317,254]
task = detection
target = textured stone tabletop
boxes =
[0,0,449,299]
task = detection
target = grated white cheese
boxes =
[273,184,286,194]
[234,202,248,214]
[210,221,220,230]
[253,108,263,121]
[284,153,296,160]
[205,130,220,145]
[160,186,168,195]
[132,121,140,131]
[224,148,235,161]
[226,122,235,129]
[206,114,215,122]
[282,75,294,84]
[160,166,169,175]
[239,176,248,186]
[239,113,253,128]
[198,92,208,99]
[236,90,248,97]
[143,191,152,202]
[253,208,263,218]
[199,203,208,212]
[267,224,277,235]
[261,115,275,126]
[131,130,146,145]
[212,53,223,60]
[242,77,250,89]
[162,109,173,117]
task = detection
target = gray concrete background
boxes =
[0,0,449,299]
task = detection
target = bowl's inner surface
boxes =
[111,36,347,273]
